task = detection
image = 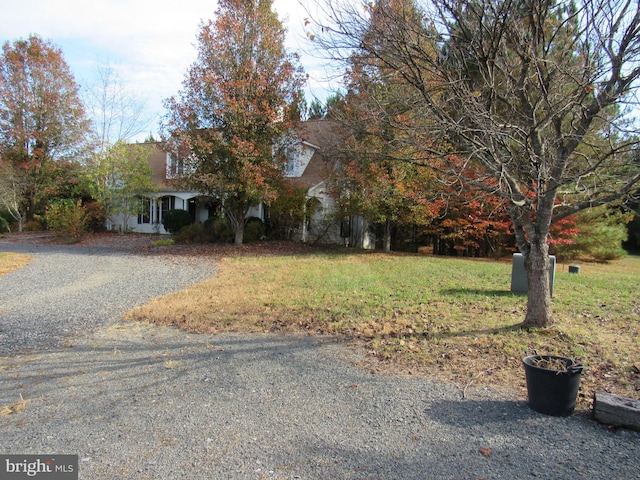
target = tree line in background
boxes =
[307,0,640,327]
[0,3,639,303]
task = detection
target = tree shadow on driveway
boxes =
[1,323,638,479]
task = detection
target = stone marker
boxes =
[511,253,556,296]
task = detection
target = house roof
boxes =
[288,120,343,190]
[145,143,167,184]
[138,119,344,194]
[137,142,184,193]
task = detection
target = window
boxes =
[137,197,151,224]
[166,153,196,179]
[161,196,175,215]
[166,153,183,179]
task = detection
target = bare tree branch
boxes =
[306,0,640,327]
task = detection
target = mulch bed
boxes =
[1,231,329,258]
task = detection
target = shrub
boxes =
[203,215,217,232]
[162,209,192,234]
[0,217,9,233]
[244,217,265,243]
[174,223,212,244]
[151,238,176,246]
[46,199,89,243]
[205,216,234,243]
[23,220,44,231]
[83,200,107,232]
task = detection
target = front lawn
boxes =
[123,249,639,409]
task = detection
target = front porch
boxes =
[109,193,218,234]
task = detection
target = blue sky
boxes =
[0,0,339,140]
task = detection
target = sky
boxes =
[0,0,341,141]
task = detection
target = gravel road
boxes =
[0,239,638,479]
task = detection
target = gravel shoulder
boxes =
[0,236,638,479]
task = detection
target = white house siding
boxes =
[247,204,264,221]
[346,216,375,249]
[111,192,206,234]
[285,142,317,178]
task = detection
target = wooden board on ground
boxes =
[593,391,640,431]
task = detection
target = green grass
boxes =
[126,250,639,410]
[150,238,176,247]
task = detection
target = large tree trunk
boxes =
[522,238,552,328]
[233,218,244,246]
[509,204,553,328]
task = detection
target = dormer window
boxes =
[166,153,184,179]
[166,153,196,179]
[284,140,318,178]
[284,143,301,177]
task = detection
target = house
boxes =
[113,120,374,248]
[286,121,374,248]
[115,143,216,234]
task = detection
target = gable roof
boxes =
[145,143,168,185]
[137,119,344,193]
[288,120,343,190]
[131,142,184,193]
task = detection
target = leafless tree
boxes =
[86,62,151,151]
[307,0,640,327]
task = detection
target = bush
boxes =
[0,217,9,233]
[46,199,89,243]
[244,217,265,243]
[23,220,44,231]
[83,201,107,233]
[151,238,175,246]
[162,209,192,234]
[204,216,234,243]
[174,223,212,244]
[203,215,217,232]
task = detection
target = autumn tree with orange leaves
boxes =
[162,0,306,245]
[0,35,93,230]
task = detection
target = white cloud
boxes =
[1,0,340,137]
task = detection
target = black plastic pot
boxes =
[522,355,584,417]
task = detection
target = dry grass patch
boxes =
[0,252,33,276]
[0,394,28,416]
[126,249,640,411]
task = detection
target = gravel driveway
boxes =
[0,238,638,479]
